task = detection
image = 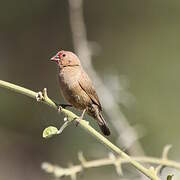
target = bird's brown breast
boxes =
[58,66,92,110]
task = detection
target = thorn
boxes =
[42,88,48,99]
[115,162,123,176]
[70,173,77,180]
[68,163,77,180]
[108,153,123,176]
[41,162,54,173]
[108,152,116,160]
[36,88,48,102]
[156,144,172,175]
[149,166,155,172]
[78,152,86,167]
[58,106,62,113]
[149,166,157,176]
[162,144,172,160]
[64,117,68,122]
[36,91,44,101]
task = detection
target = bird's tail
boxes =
[97,113,111,136]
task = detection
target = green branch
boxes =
[0,80,159,180]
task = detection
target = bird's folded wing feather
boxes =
[78,70,102,111]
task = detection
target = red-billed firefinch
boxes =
[51,50,110,136]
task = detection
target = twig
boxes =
[0,80,159,179]
[68,0,145,155]
[42,151,180,179]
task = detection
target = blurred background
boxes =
[0,0,180,179]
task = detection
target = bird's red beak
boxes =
[50,55,60,63]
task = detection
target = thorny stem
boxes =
[42,154,180,179]
[0,80,159,179]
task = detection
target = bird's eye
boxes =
[62,54,66,57]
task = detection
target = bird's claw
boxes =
[55,103,72,113]
[75,117,81,127]
[36,91,44,102]
[74,109,87,127]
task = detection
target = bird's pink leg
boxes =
[80,109,86,119]
[75,109,86,126]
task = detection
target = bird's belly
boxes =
[59,77,91,110]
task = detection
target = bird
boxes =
[50,50,110,136]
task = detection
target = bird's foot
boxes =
[55,103,72,112]
[55,102,72,109]
[75,109,86,126]
[75,118,81,127]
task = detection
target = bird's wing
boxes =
[78,70,102,111]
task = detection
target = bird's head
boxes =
[50,50,81,68]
